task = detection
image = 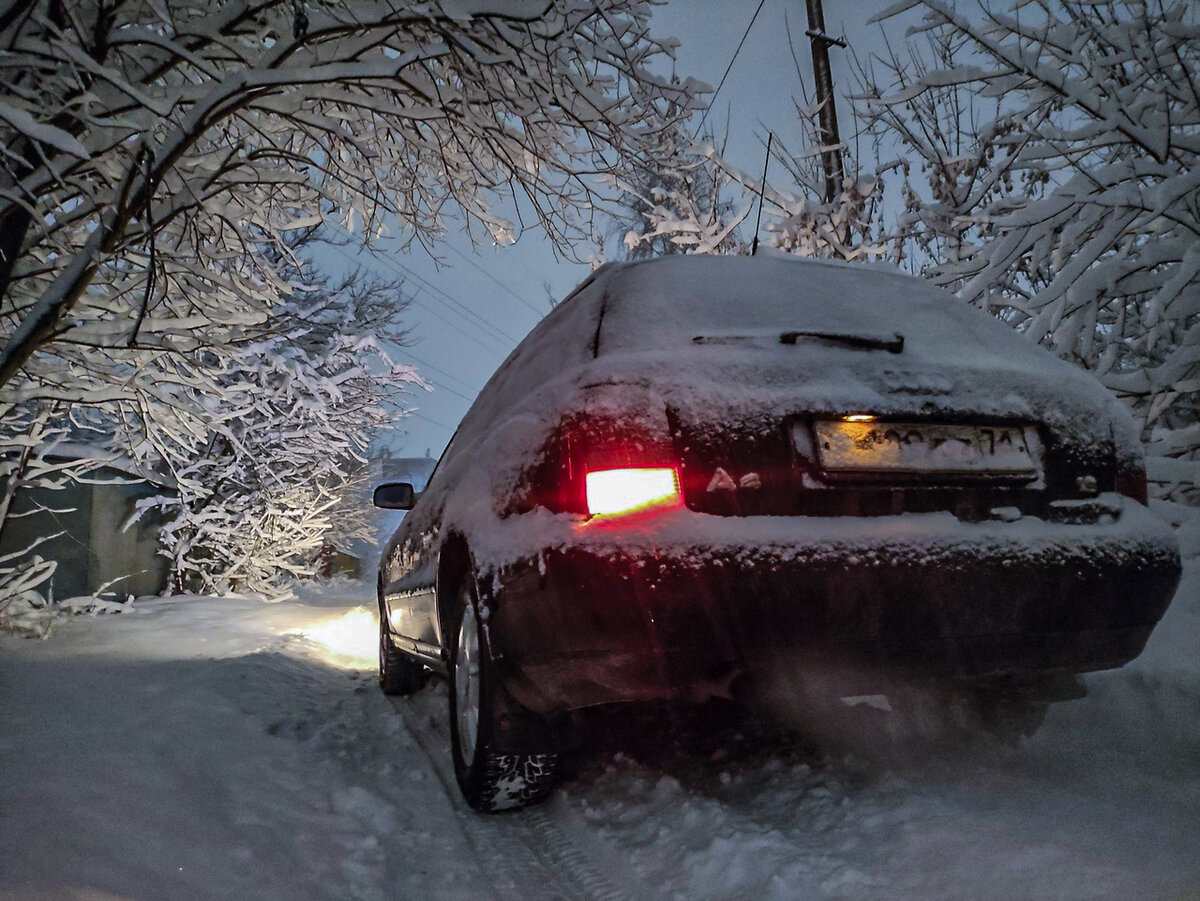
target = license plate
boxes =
[812,420,1040,478]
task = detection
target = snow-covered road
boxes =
[3,561,1198,901]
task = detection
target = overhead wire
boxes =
[323,221,525,349]
[694,0,769,138]
[404,408,460,435]
[314,235,499,428]
[319,240,514,358]
[380,255,523,345]
[441,240,546,316]
[391,347,480,402]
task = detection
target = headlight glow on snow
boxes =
[298,608,377,669]
[585,467,682,516]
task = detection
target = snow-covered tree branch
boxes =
[1,0,699,387]
[128,279,426,595]
[0,401,77,610]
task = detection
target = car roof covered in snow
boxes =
[446,255,1131,456]
[463,254,1049,420]
[594,254,1047,371]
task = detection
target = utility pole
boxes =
[804,0,846,204]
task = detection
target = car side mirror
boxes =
[373,482,416,510]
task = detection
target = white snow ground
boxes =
[2,556,1198,901]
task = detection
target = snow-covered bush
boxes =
[123,271,423,596]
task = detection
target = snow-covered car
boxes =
[373,255,1181,811]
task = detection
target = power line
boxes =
[316,243,503,424]
[324,221,525,348]
[442,241,546,316]
[694,0,769,138]
[413,375,474,404]
[335,241,518,351]
[393,358,479,404]
[320,241,513,358]
[384,256,523,345]
[321,241,505,354]
[404,408,459,434]
[391,346,481,399]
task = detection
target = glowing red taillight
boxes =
[585,467,682,516]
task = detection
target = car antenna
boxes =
[750,131,772,256]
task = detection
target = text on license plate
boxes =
[813,420,1040,477]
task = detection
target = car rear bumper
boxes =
[474,498,1181,715]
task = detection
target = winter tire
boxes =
[378,605,429,696]
[448,577,559,812]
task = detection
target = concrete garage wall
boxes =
[87,480,169,597]
[1,474,169,600]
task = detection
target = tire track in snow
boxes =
[390,692,628,901]
[520,806,631,901]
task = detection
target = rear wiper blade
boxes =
[779,330,904,354]
[691,329,905,353]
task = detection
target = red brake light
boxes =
[585,467,682,515]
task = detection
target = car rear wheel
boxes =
[448,578,558,812]
[378,609,429,696]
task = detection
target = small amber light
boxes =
[585,467,682,516]
[843,413,876,422]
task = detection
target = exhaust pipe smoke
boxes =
[735,654,1065,760]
